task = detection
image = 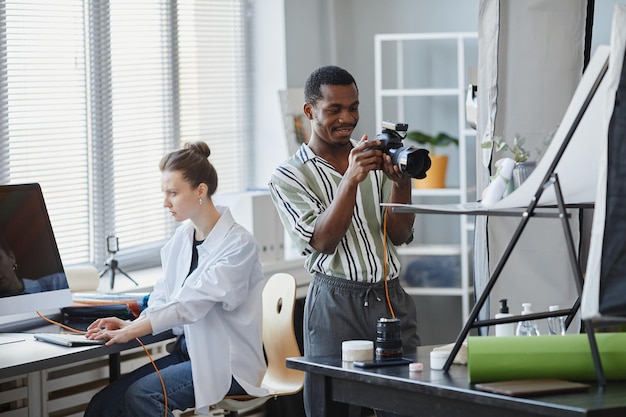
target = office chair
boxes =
[212,272,304,416]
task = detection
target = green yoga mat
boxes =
[467,333,626,382]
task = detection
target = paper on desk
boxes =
[467,333,626,382]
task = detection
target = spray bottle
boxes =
[515,302,541,336]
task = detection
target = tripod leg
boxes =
[99,264,113,289]
[110,268,116,290]
[117,267,139,286]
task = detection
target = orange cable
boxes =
[382,203,395,318]
[36,311,86,334]
[135,337,168,416]
[36,311,168,417]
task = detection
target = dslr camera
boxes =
[373,121,431,179]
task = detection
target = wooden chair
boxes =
[213,272,304,416]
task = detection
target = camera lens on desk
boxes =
[375,317,403,360]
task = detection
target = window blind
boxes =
[0,0,91,265]
[176,0,248,193]
[0,0,250,271]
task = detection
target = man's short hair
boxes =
[304,65,358,106]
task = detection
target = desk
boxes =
[0,330,174,381]
[287,347,626,417]
[0,328,174,416]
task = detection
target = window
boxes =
[0,0,251,270]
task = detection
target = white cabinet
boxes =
[374,32,477,325]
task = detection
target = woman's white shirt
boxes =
[144,206,267,413]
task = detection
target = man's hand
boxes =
[355,135,410,186]
[382,153,412,185]
[380,146,414,245]
[344,135,384,185]
[310,135,384,254]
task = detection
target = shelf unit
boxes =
[374,32,477,324]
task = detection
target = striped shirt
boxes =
[268,142,402,283]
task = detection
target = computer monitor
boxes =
[0,183,72,321]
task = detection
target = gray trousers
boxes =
[303,272,420,417]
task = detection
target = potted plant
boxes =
[483,134,530,163]
[481,134,536,189]
[406,130,458,188]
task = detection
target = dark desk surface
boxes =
[0,329,174,380]
[287,347,626,417]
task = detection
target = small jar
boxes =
[430,350,449,370]
[342,340,373,362]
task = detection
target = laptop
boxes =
[33,332,106,347]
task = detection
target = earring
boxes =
[12,263,17,271]
[199,198,203,205]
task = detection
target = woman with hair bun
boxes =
[84,141,267,416]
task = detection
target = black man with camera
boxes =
[269,65,422,417]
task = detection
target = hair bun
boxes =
[185,141,211,158]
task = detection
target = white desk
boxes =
[0,322,175,416]
[0,328,174,381]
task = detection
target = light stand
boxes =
[99,236,138,290]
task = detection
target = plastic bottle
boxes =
[515,302,541,336]
[547,305,566,335]
[495,299,516,337]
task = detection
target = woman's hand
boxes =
[85,315,153,346]
[85,317,131,345]
[87,316,128,332]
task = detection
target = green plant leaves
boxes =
[406,131,458,154]
[481,134,530,163]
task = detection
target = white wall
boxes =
[284,0,480,142]
[252,0,288,189]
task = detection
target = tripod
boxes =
[99,236,138,290]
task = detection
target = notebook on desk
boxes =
[33,332,106,347]
[474,379,589,397]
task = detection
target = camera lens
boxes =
[390,147,431,179]
[374,121,432,179]
[375,317,403,361]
